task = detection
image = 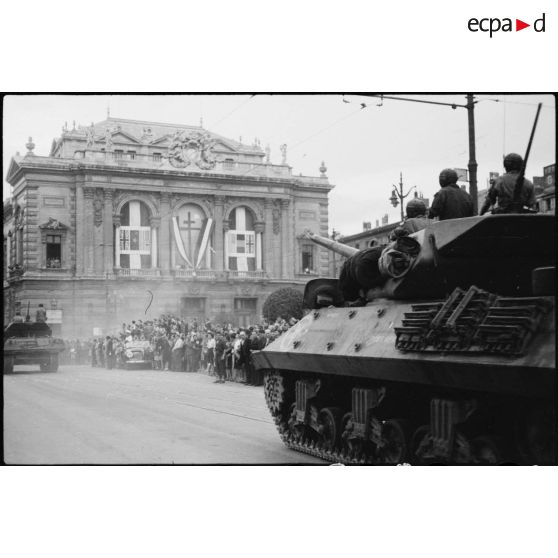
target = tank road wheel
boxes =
[377,419,409,464]
[341,412,358,459]
[317,407,342,452]
[471,436,503,465]
[4,356,14,374]
[410,425,434,465]
[287,403,306,443]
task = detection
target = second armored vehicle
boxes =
[4,321,65,373]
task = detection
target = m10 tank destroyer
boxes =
[4,321,65,373]
[252,214,556,464]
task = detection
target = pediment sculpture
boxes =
[167,130,217,170]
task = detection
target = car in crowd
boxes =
[121,340,154,370]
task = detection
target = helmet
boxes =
[439,168,458,187]
[503,153,523,172]
[406,198,427,218]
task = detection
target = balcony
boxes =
[172,269,217,280]
[114,268,161,278]
[227,270,267,281]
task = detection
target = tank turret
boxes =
[254,215,556,465]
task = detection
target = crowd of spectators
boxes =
[60,314,298,387]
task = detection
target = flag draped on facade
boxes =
[173,204,213,269]
[227,206,256,271]
[119,201,151,268]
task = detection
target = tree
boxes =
[262,287,304,322]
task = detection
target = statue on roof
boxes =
[105,128,113,151]
[85,123,95,148]
[280,143,287,165]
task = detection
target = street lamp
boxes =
[390,172,416,222]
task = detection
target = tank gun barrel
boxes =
[303,229,358,258]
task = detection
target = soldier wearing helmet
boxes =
[428,168,474,220]
[390,196,429,240]
[479,153,536,215]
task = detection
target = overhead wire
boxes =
[209,95,255,129]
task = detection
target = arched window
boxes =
[172,204,213,269]
[117,200,152,269]
[226,206,258,272]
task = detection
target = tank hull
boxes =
[254,215,556,465]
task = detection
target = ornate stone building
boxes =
[4,117,333,335]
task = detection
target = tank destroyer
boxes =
[252,214,556,464]
[4,320,65,373]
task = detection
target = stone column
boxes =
[150,216,160,269]
[223,219,230,271]
[113,213,121,270]
[263,199,274,277]
[254,221,264,271]
[75,183,85,275]
[103,189,114,275]
[280,199,290,279]
[159,192,171,274]
[83,187,95,274]
[214,196,225,272]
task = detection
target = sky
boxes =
[3,93,555,236]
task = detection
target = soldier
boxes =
[12,311,24,323]
[35,303,47,323]
[480,153,536,215]
[429,169,474,220]
[390,198,429,240]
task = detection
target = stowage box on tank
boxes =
[252,215,556,465]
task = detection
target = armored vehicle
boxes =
[252,214,556,464]
[4,321,65,373]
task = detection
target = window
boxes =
[127,151,136,160]
[153,153,162,162]
[46,234,62,268]
[301,244,314,273]
[180,297,206,317]
[224,158,234,169]
[355,243,360,249]
[16,228,23,265]
[234,298,257,311]
[114,150,123,160]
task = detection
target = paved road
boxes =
[3,365,323,465]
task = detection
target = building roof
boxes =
[53,116,265,157]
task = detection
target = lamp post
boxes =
[390,172,416,222]
[370,94,478,214]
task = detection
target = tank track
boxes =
[272,413,375,465]
[264,371,375,465]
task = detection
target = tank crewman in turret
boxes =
[35,303,47,323]
[12,311,24,323]
[428,168,474,220]
[390,198,429,240]
[479,153,536,215]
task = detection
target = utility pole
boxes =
[369,94,479,214]
[466,94,478,214]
